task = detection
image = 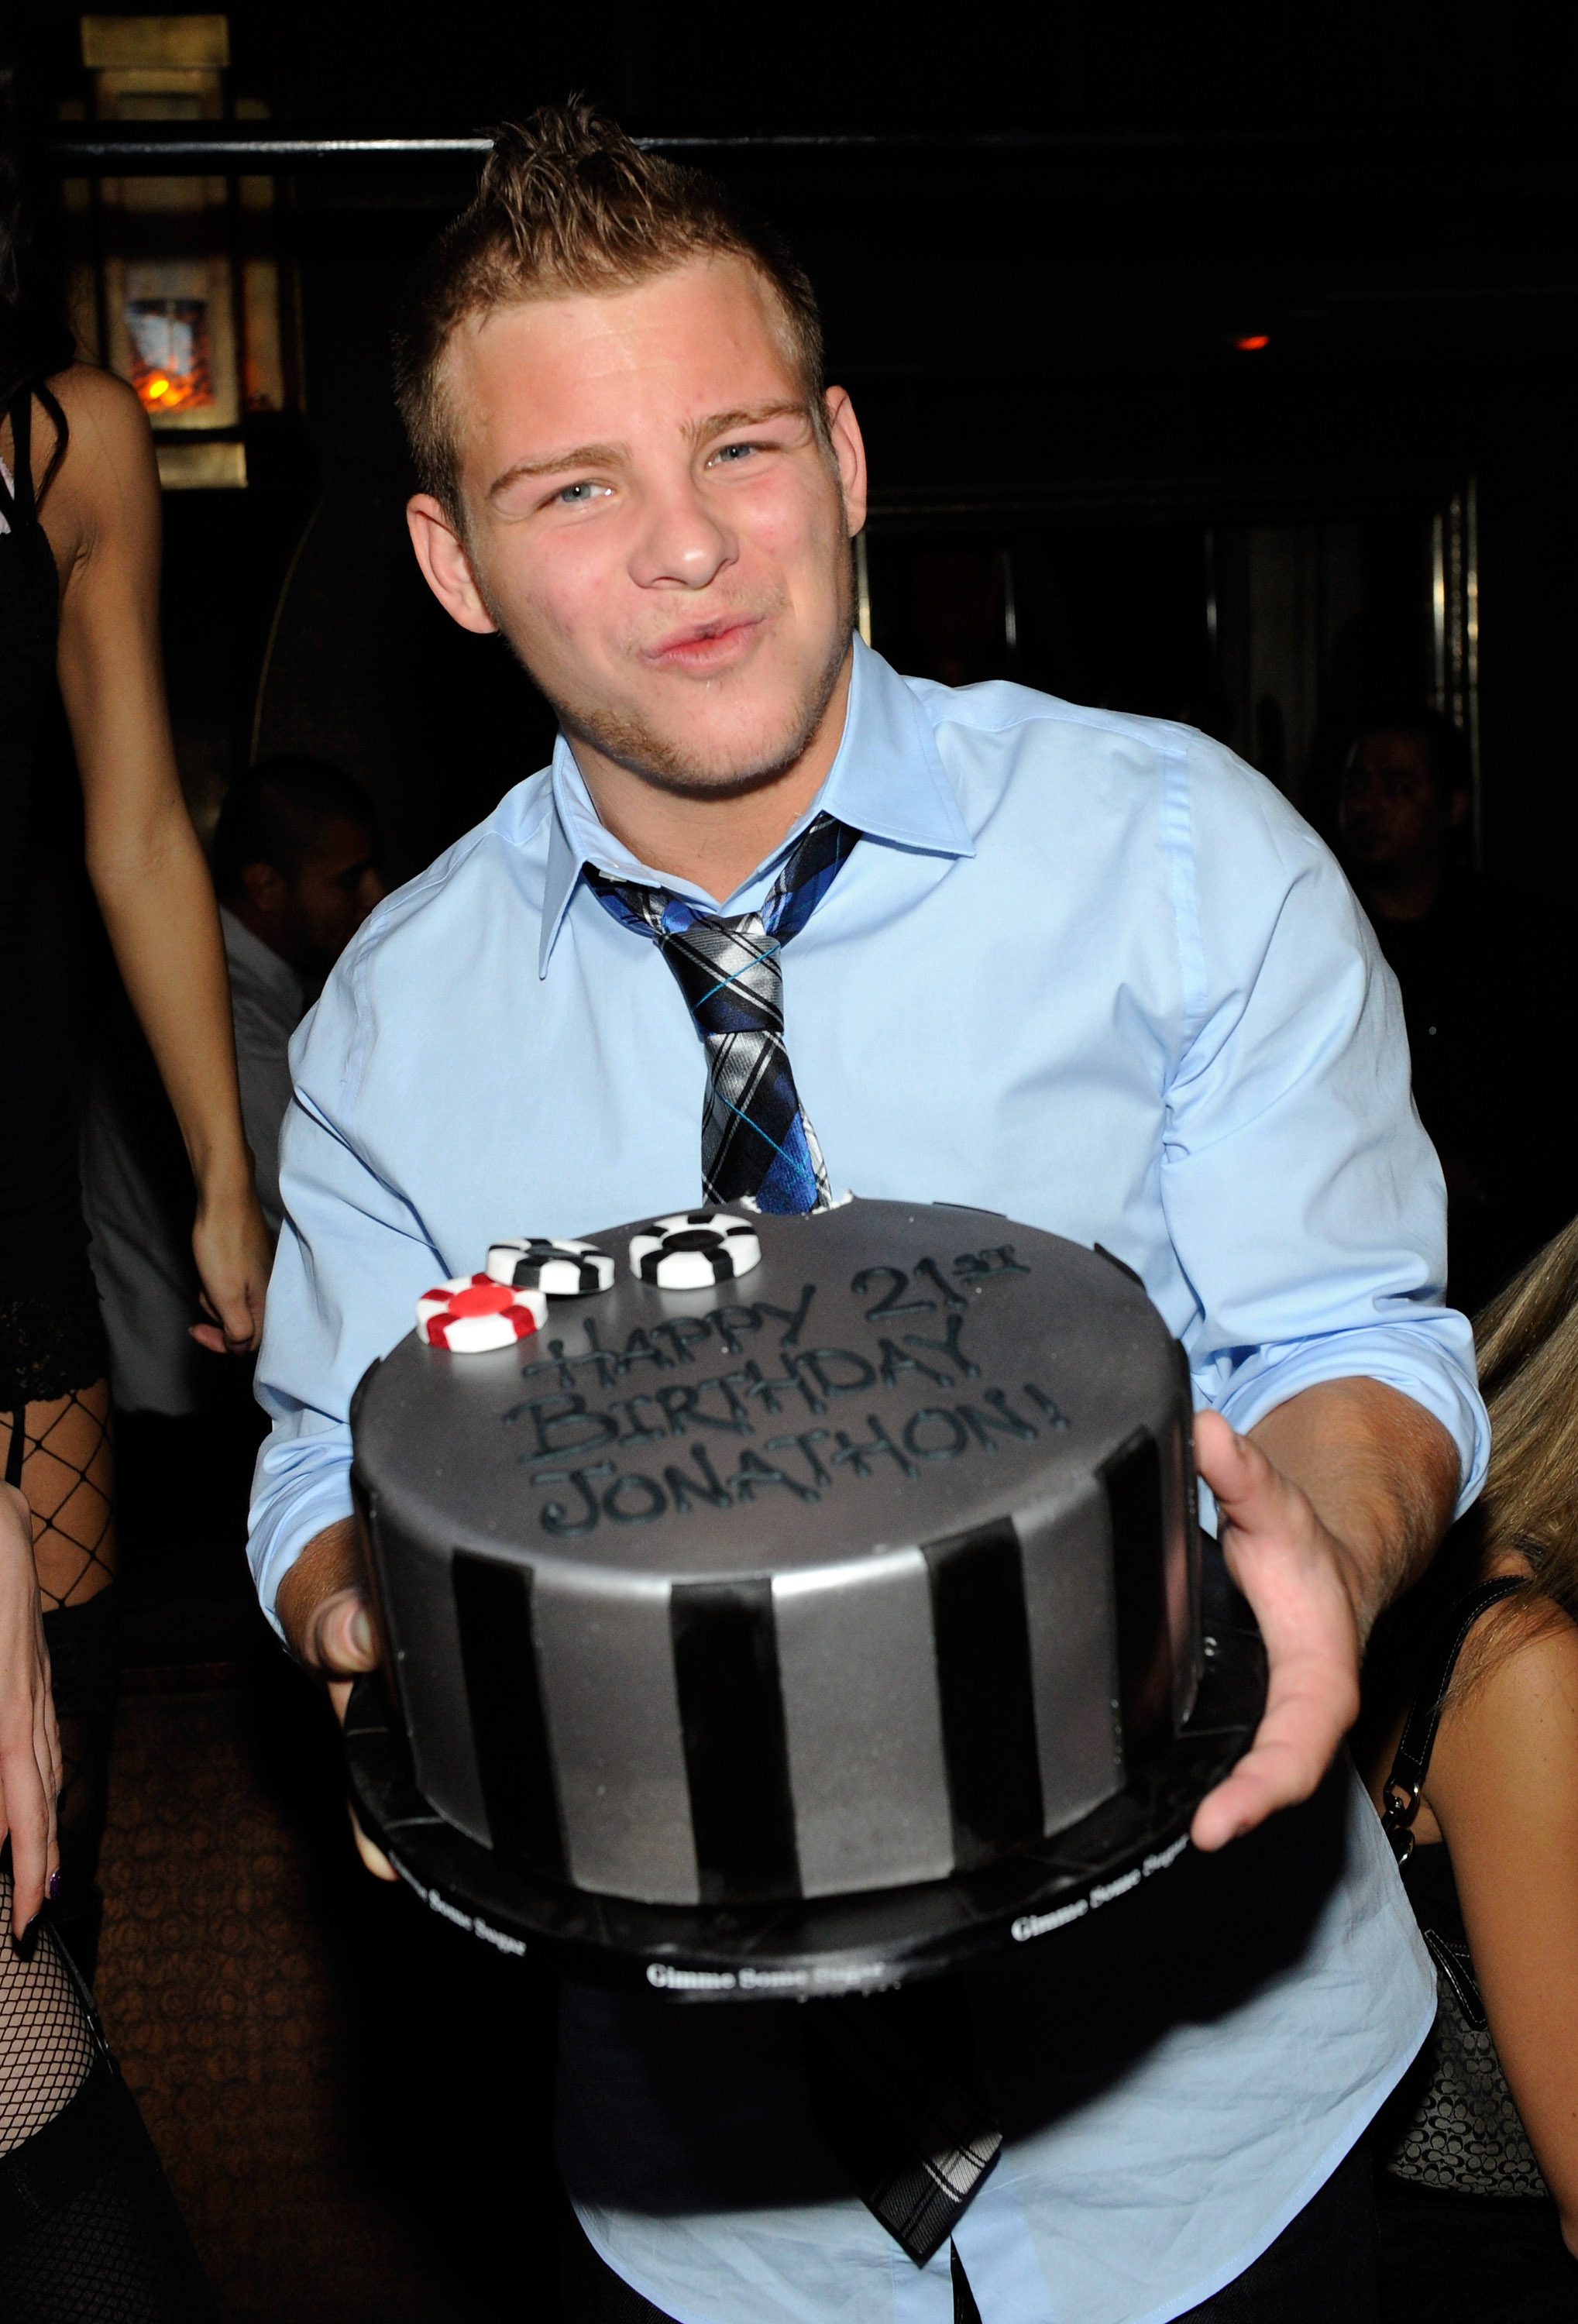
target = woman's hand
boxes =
[188,1173,273,1354]
[45,366,273,1360]
[0,1483,62,1939]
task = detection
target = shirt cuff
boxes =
[1208,1323,1488,1520]
[248,1471,357,1637]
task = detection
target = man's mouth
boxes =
[642,614,763,674]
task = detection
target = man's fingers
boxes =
[1191,1535,1360,1850]
[347,1800,400,1882]
[306,1589,379,1679]
[1191,1676,1347,1850]
[325,1677,400,1882]
[189,1321,229,1354]
[1190,1406,1363,1851]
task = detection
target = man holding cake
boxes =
[249,104,1485,2324]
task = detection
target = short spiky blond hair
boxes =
[394,101,827,521]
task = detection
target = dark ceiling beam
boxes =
[41,118,1575,174]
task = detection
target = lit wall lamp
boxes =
[61,14,297,489]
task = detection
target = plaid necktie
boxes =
[583,811,859,1214]
[586,807,1002,2267]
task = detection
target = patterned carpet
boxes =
[92,1662,559,2323]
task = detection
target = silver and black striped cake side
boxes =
[353,1393,1198,1908]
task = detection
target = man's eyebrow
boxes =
[487,442,627,497]
[686,400,810,445]
[486,402,810,498]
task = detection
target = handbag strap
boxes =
[1,390,37,528]
[1382,1574,1528,1862]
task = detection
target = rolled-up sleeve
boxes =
[1161,736,1487,1511]
[247,958,444,1627]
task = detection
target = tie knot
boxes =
[662,913,780,1035]
[579,813,860,1215]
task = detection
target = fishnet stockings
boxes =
[0,1854,218,2319]
[9,1384,116,1610]
[0,1870,96,2154]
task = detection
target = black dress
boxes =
[1,387,120,1982]
[0,385,111,1417]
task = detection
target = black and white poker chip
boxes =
[628,1212,762,1290]
[486,1236,615,1297]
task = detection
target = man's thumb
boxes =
[1191,1408,1264,1510]
[315,1590,378,1676]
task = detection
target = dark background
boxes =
[22,0,1578,889]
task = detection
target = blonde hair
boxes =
[1473,1212,1578,1624]
[393,100,826,522]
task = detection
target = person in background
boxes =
[1364,1215,1578,2320]
[0,1462,217,2313]
[211,757,386,1234]
[0,59,232,2312]
[82,757,383,1411]
[1,66,269,1986]
[1337,713,1577,1313]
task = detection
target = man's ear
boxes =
[241,859,290,917]
[1448,786,1470,831]
[406,494,499,637]
[823,387,868,541]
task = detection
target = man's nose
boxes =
[628,476,736,591]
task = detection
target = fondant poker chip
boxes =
[485,1236,615,1298]
[627,1211,762,1289]
[416,1274,547,1353]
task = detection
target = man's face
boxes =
[280,818,384,978]
[420,256,865,796]
[1338,730,1462,875]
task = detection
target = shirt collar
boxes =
[538,637,973,976]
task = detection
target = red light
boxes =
[1234,333,1270,352]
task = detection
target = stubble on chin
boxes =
[550,625,853,801]
[476,559,856,803]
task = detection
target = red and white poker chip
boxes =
[416,1274,547,1353]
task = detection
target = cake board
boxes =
[343,1545,1265,2000]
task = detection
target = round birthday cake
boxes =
[349,1198,1199,1910]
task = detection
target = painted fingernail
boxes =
[46,1870,62,1903]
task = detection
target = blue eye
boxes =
[712,442,755,464]
[557,480,609,505]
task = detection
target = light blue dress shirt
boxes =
[250,637,1483,2324]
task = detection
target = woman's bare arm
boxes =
[1428,1607,1578,2253]
[42,366,270,1348]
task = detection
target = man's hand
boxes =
[277,1518,398,1882]
[1190,1380,1459,1852]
